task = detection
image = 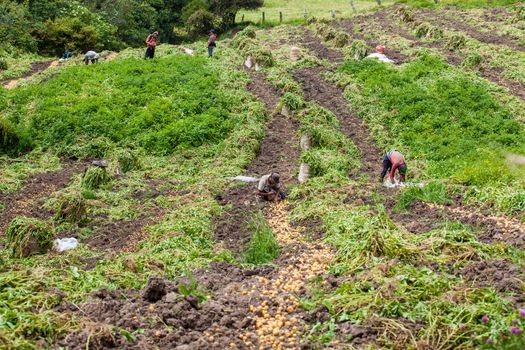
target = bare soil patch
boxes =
[213,70,300,256]
[294,67,381,178]
[2,61,58,89]
[461,259,525,297]
[0,160,89,235]
[420,9,525,52]
[300,27,344,63]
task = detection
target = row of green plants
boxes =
[330,54,525,216]
[0,42,271,348]
[1,54,237,156]
[250,25,525,349]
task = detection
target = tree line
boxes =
[0,0,262,56]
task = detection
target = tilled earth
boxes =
[0,159,90,235]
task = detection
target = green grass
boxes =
[335,54,525,215]
[0,41,270,348]
[238,0,396,24]
[243,212,279,265]
[2,52,237,156]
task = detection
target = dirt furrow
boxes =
[294,67,381,178]
[214,70,300,256]
[300,27,344,63]
[2,61,58,89]
[292,64,524,249]
[419,9,525,52]
[0,160,89,234]
[375,8,525,102]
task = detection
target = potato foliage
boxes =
[1,55,238,156]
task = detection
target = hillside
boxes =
[1,1,525,349]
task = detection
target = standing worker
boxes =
[84,50,100,64]
[380,150,407,184]
[145,31,159,59]
[208,29,217,58]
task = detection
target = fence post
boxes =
[331,9,336,19]
[304,8,308,21]
[262,11,265,23]
[280,11,283,24]
[241,14,245,22]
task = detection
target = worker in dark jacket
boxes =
[380,150,407,184]
[145,31,158,59]
[208,29,217,58]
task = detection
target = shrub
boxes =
[0,59,7,70]
[0,117,19,153]
[445,34,467,51]
[414,22,443,39]
[280,93,304,111]
[243,212,279,265]
[515,4,525,22]
[54,193,87,224]
[247,47,274,67]
[116,149,142,173]
[396,182,451,210]
[186,9,217,39]
[350,40,369,60]
[462,53,483,68]
[333,32,350,48]
[307,17,318,24]
[396,6,415,23]
[236,26,257,39]
[5,216,54,258]
[82,167,111,190]
[322,28,337,42]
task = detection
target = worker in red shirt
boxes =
[145,31,158,59]
[380,150,407,184]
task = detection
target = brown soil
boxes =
[82,211,161,252]
[213,70,300,256]
[461,259,525,296]
[421,9,525,52]
[434,204,525,250]
[374,6,525,102]
[300,27,344,63]
[0,160,89,235]
[336,11,411,64]
[293,67,381,177]
[2,61,58,89]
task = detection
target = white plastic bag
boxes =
[227,175,260,183]
[53,238,78,252]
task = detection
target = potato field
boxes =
[0,1,524,349]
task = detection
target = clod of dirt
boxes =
[461,259,525,294]
[185,295,199,309]
[143,277,167,302]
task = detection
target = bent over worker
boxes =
[145,31,158,59]
[84,51,100,64]
[380,150,407,184]
[257,173,285,202]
